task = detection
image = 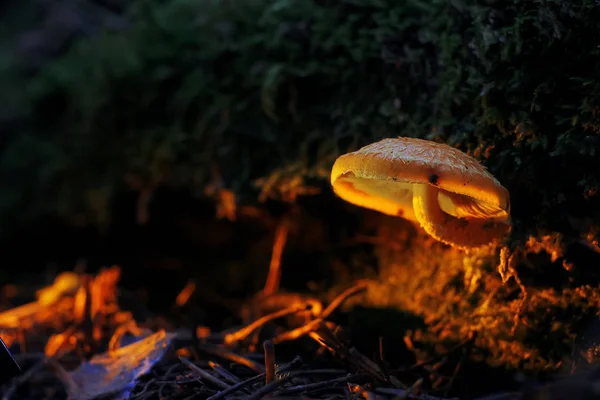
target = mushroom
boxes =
[330,137,511,249]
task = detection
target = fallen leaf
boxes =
[67,330,176,400]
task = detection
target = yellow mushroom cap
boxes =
[330,137,511,248]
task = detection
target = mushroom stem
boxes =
[412,184,509,250]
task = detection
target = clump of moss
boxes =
[346,215,600,372]
[1,0,599,244]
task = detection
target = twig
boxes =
[247,370,348,400]
[224,305,306,345]
[207,356,304,400]
[175,281,197,307]
[278,374,360,395]
[273,281,370,345]
[444,348,466,396]
[347,347,390,383]
[207,374,266,400]
[399,333,476,373]
[208,361,242,384]
[180,356,231,390]
[264,340,276,385]
[247,374,296,400]
[196,344,265,372]
[272,318,324,344]
[320,281,369,319]
[263,219,290,296]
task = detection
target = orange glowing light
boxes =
[175,281,196,307]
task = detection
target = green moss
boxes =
[1,0,600,241]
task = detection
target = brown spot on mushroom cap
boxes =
[428,174,439,186]
[330,137,511,249]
